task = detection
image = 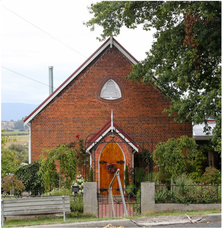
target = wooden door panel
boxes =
[100,142,124,195]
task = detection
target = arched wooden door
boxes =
[99,141,124,195]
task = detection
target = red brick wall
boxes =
[31,46,192,169]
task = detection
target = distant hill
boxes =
[1,103,38,121]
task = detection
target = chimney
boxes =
[49,66,53,95]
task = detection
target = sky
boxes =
[1,0,155,105]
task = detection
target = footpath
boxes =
[10,213,221,228]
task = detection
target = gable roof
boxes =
[85,120,139,153]
[24,37,138,125]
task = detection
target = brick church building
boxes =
[24,37,192,191]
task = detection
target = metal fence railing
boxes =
[97,187,141,218]
[155,184,221,204]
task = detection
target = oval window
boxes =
[100,79,122,100]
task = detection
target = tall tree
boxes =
[85,1,221,152]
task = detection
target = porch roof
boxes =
[85,121,139,153]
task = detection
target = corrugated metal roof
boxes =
[193,120,215,140]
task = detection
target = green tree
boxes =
[1,130,20,178]
[85,1,221,152]
[38,144,78,191]
[1,130,16,150]
[153,135,205,179]
[1,149,21,178]
[15,161,45,195]
[8,144,28,163]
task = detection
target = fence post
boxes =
[62,196,66,222]
[83,182,97,217]
[141,182,155,215]
[1,200,4,226]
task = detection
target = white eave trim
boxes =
[86,126,139,153]
[113,40,137,65]
[24,38,137,125]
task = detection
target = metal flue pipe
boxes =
[48,66,53,95]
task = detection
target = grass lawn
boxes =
[2,131,28,135]
[3,209,221,227]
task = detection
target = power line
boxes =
[1,66,54,89]
[2,5,87,58]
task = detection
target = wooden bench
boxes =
[1,196,71,225]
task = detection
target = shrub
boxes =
[135,168,145,187]
[73,174,84,192]
[8,144,28,163]
[156,171,171,185]
[172,173,196,204]
[170,173,221,204]
[124,165,129,187]
[70,193,83,212]
[43,187,71,196]
[145,172,157,182]
[201,167,221,185]
[89,168,93,182]
[155,180,169,203]
[15,161,46,196]
[2,174,25,196]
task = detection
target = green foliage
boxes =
[38,144,78,191]
[1,130,16,149]
[8,143,28,163]
[1,149,21,178]
[155,173,221,204]
[1,174,25,196]
[89,168,93,182]
[155,180,169,203]
[70,194,83,212]
[135,168,145,187]
[201,167,221,185]
[124,164,129,187]
[86,1,221,152]
[145,172,157,182]
[43,187,72,196]
[156,171,171,185]
[153,135,205,179]
[125,183,135,194]
[173,173,221,204]
[15,161,45,195]
[42,188,83,213]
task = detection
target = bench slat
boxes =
[4,209,71,216]
[2,196,69,204]
[3,200,70,208]
[3,204,70,212]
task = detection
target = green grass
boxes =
[139,209,221,217]
[2,131,28,135]
[3,209,221,227]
